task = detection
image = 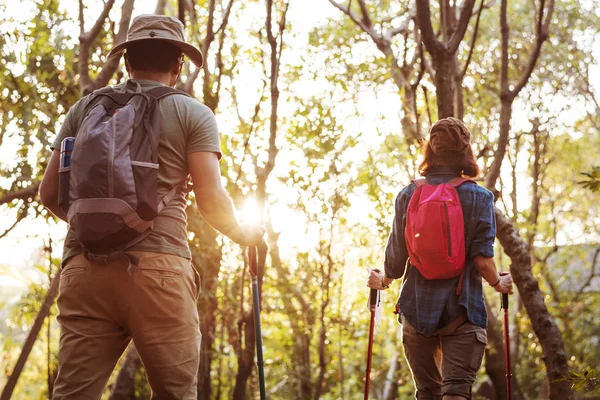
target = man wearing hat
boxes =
[39,14,263,398]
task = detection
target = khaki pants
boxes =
[53,251,201,399]
[402,314,487,400]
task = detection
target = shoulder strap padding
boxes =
[448,177,474,187]
[413,178,428,188]
[146,86,192,100]
[90,86,116,98]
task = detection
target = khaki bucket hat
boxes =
[108,14,203,68]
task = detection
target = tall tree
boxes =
[416,0,476,118]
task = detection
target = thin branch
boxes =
[447,0,476,53]
[508,0,554,100]
[415,0,444,55]
[574,246,600,302]
[459,0,484,79]
[78,0,85,36]
[215,0,235,36]
[0,184,39,206]
[81,0,116,43]
[231,80,268,190]
[356,0,372,27]
[0,205,27,240]
[94,0,136,89]
[327,0,383,47]
[383,10,414,43]
[78,0,117,91]
[411,39,425,90]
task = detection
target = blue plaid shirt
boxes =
[384,167,496,335]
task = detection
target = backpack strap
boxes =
[413,178,428,188]
[158,186,180,213]
[448,177,473,187]
[146,86,192,100]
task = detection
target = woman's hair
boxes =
[418,117,480,178]
[125,40,182,73]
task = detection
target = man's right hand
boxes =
[232,224,266,247]
[494,272,514,294]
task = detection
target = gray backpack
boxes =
[60,80,189,265]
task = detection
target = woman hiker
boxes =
[368,117,513,400]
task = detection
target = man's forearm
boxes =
[474,256,500,285]
[195,189,242,242]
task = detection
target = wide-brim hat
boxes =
[108,14,203,68]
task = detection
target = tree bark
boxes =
[1,271,61,400]
[190,216,222,400]
[154,0,167,14]
[495,208,573,399]
[383,351,402,400]
[108,346,141,400]
[431,53,456,119]
[231,307,258,400]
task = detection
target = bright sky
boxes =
[1,0,599,290]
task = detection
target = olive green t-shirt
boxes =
[50,79,221,262]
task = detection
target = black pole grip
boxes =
[501,293,509,309]
[369,289,378,308]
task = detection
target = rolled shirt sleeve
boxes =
[468,190,496,259]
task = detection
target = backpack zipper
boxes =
[444,201,451,256]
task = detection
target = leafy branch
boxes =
[578,166,600,192]
[556,367,600,395]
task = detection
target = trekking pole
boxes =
[501,291,512,400]
[364,288,378,400]
[249,245,267,400]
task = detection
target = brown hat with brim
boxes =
[108,14,203,68]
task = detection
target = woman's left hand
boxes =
[367,269,386,290]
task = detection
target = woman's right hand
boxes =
[494,272,514,294]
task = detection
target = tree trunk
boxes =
[495,208,574,399]
[195,223,222,400]
[186,210,223,400]
[1,271,61,400]
[154,0,167,14]
[109,346,141,400]
[485,101,513,189]
[431,54,456,119]
[232,308,257,400]
[383,351,402,400]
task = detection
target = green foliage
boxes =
[558,367,600,396]
[578,166,600,192]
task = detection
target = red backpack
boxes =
[405,177,472,294]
